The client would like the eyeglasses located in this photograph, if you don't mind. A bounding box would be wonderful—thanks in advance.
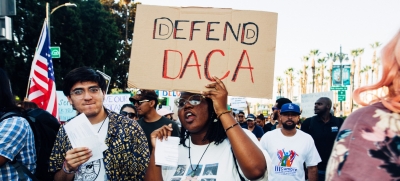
[280,113,299,117]
[70,87,101,98]
[238,115,244,118]
[174,95,204,108]
[120,111,136,118]
[133,100,150,106]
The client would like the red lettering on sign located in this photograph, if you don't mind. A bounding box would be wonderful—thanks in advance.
[204,49,230,81]
[232,50,254,83]
[162,50,183,79]
[180,50,202,79]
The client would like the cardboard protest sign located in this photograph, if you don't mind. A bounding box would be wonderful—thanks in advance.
[129,4,277,98]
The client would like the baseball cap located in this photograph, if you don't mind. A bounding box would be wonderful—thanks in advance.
[246,114,256,121]
[129,89,158,102]
[157,108,173,116]
[280,103,301,115]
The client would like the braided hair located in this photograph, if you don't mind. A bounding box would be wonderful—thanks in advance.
[179,97,227,147]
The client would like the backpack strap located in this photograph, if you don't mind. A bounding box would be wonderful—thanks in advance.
[10,161,39,181]
[231,148,245,181]
[0,112,40,181]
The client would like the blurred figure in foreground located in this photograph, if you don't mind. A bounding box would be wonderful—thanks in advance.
[326,30,400,181]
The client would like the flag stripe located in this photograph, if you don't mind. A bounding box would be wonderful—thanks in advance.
[28,20,59,120]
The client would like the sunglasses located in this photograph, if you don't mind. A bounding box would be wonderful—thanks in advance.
[121,111,136,118]
[133,99,150,106]
[238,115,244,118]
[174,95,204,108]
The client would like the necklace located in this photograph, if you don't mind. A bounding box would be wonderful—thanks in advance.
[97,117,107,133]
[188,138,211,177]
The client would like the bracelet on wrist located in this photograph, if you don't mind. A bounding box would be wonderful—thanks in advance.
[62,161,78,174]
[225,122,239,132]
[217,110,231,120]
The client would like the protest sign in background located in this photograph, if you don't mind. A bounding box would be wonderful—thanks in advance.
[128,5,277,98]
[300,91,334,118]
[57,91,76,121]
[230,97,247,108]
[57,92,131,121]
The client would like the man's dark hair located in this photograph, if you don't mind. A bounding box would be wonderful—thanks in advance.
[238,111,245,115]
[120,104,137,114]
[257,114,264,120]
[276,98,292,109]
[62,67,107,96]
[180,96,227,147]
[0,68,19,112]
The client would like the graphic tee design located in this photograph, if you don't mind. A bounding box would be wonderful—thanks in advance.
[275,149,299,176]
[75,160,102,181]
[162,129,270,181]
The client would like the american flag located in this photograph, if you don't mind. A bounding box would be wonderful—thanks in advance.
[28,21,59,119]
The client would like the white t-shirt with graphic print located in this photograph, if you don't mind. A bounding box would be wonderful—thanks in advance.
[74,118,109,181]
[260,128,321,181]
[161,129,271,181]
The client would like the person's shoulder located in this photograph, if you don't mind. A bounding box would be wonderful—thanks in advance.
[345,102,386,123]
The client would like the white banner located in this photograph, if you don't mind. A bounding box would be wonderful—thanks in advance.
[57,92,132,121]
[300,91,334,118]
[230,97,247,108]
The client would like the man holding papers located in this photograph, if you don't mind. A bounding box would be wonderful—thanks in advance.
[48,67,150,181]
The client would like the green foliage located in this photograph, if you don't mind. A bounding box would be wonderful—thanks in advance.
[0,0,120,98]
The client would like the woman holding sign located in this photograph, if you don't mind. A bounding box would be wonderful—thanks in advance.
[144,76,270,181]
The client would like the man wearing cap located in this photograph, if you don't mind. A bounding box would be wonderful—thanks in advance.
[237,111,247,128]
[260,103,321,181]
[271,98,292,130]
[130,89,180,152]
[301,97,344,181]
[244,114,264,140]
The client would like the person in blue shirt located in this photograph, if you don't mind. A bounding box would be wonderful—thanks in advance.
[244,114,264,140]
[0,68,36,180]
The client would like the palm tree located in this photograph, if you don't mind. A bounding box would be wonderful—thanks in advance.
[349,49,360,112]
[276,76,284,97]
[363,66,372,86]
[309,50,320,93]
[301,56,309,94]
[285,67,294,99]
[370,42,382,84]
[317,57,327,92]
[357,48,365,88]
[326,52,336,91]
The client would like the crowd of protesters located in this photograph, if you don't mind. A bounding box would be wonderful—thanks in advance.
[2,29,400,180]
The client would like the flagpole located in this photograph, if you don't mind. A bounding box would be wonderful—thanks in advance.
[46,2,50,43]
[25,78,32,100]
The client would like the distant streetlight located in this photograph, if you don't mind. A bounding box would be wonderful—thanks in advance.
[335,45,349,117]
[46,2,77,43]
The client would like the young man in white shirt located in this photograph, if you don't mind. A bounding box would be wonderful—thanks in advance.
[260,103,321,181]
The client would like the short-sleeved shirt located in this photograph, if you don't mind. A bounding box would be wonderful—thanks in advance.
[48,109,150,180]
[0,116,36,181]
[301,114,344,171]
[260,129,321,181]
[326,102,400,181]
[243,125,264,138]
[138,116,180,152]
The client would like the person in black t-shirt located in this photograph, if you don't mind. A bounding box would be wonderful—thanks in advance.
[130,89,180,152]
[301,97,344,181]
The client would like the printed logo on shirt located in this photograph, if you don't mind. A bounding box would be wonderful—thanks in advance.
[274,149,299,176]
[331,126,338,132]
[75,160,101,181]
[170,163,218,181]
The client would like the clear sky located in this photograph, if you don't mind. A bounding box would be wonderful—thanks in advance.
[136,0,400,99]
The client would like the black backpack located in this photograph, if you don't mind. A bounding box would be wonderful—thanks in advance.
[0,108,60,181]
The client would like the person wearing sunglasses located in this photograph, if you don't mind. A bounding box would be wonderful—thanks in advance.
[145,76,270,181]
[120,104,138,121]
[129,89,180,152]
